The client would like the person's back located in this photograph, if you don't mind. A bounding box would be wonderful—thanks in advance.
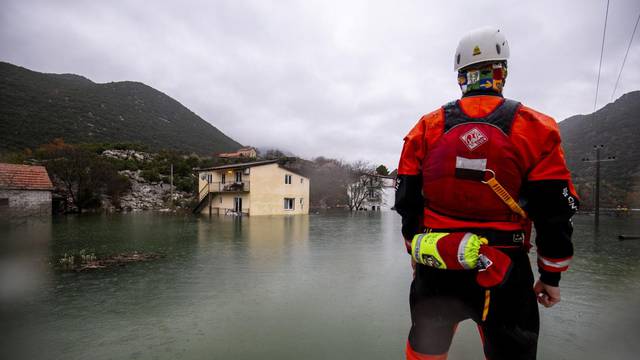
[395,27,578,360]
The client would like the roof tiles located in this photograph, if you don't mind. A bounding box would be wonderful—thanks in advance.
[0,163,54,191]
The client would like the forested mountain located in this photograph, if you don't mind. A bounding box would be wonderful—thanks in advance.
[559,91,640,208]
[1,61,638,207]
[0,61,241,155]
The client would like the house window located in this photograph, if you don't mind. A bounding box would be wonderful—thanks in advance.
[300,178,304,184]
[285,174,292,184]
[235,171,242,183]
[221,173,226,184]
[206,174,212,183]
[0,198,8,206]
[284,198,295,210]
[300,197,304,210]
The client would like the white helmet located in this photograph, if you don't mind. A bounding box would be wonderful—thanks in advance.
[454,26,510,71]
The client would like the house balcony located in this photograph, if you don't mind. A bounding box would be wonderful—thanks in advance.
[198,181,250,201]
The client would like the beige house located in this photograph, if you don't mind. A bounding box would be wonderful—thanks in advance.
[195,160,309,216]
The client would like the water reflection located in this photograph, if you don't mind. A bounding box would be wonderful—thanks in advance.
[0,216,52,360]
[0,217,51,305]
[0,212,638,359]
[537,213,640,360]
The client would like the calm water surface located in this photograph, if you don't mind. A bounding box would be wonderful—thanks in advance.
[1,212,639,359]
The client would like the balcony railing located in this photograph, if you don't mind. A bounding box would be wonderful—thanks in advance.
[199,181,250,201]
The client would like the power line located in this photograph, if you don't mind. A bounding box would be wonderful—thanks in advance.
[594,0,610,112]
[611,11,640,102]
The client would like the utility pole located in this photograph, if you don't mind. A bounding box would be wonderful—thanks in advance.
[595,146,601,224]
[582,145,616,225]
[208,175,212,216]
[170,163,174,208]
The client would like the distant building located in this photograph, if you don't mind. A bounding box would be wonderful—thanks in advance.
[217,146,257,159]
[349,174,396,211]
[195,160,309,216]
[377,175,396,211]
[0,163,54,216]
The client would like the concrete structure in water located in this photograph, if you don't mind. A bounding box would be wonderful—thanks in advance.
[194,160,309,216]
[0,163,54,216]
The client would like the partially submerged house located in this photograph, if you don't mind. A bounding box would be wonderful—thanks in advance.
[0,163,54,216]
[194,160,309,216]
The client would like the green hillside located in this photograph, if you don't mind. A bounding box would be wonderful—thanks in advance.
[559,91,640,208]
[0,61,242,155]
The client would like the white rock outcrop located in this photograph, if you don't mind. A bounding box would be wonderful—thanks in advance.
[114,170,192,211]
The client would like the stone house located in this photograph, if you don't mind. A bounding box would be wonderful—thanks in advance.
[195,160,309,216]
[0,163,54,216]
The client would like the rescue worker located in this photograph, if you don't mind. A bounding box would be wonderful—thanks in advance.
[395,26,579,360]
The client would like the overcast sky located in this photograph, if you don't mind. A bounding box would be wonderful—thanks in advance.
[1,0,639,169]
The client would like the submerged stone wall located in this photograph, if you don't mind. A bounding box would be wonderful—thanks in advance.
[0,189,51,216]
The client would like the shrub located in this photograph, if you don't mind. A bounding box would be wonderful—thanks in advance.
[141,168,162,183]
[175,176,195,193]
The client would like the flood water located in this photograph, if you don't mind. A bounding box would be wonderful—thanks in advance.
[1,212,639,359]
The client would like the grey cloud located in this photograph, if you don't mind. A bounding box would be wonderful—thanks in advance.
[1,0,639,169]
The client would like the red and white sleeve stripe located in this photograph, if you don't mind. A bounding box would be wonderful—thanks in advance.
[537,254,572,272]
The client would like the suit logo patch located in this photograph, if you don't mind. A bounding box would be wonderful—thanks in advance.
[460,128,488,151]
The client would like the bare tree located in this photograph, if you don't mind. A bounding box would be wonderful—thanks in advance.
[294,157,351,208]
[42,140,130,212]
[346,161,382,211]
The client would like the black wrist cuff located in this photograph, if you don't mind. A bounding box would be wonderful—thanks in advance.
[539,269,561,287]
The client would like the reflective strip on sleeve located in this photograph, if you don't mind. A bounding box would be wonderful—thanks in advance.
[537,256,571,272]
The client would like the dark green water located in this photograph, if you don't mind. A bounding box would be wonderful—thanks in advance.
[1,212,639,359]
